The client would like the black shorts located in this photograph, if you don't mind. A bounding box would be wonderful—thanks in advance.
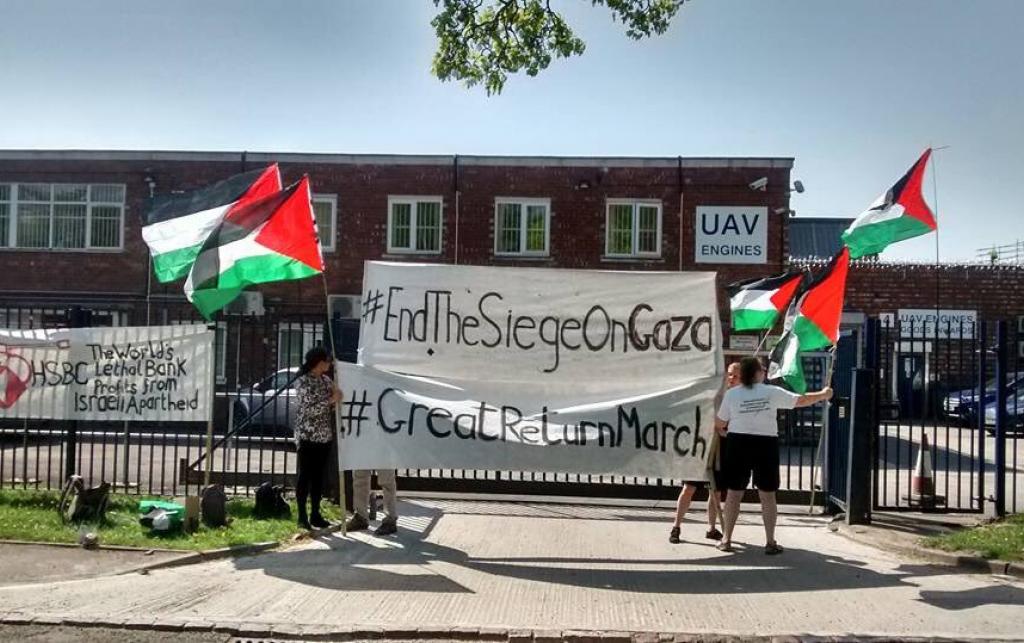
[722,433,780,492]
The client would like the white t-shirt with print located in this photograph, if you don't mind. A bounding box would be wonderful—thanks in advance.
[716,383,801,437]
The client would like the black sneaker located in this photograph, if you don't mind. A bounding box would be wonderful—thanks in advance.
[705,527,723,541]
[345,514,369,532]
[669,526,681,544]
[374,517,398,536]
[765,542,784,556]
[297,515,311,531]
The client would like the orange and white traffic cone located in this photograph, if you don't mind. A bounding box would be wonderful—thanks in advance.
[911,433,935,497]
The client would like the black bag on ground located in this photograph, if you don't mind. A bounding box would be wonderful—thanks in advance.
[58,475,111,524]
[200,484,228,527]
[254,482,290,519]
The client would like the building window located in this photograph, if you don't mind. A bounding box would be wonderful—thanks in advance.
[312,194,337,252]
[0,183,124,250]
[495,198,550,256]
[277,322,325,369]
[605,199,662,258]
[388,196,442,254]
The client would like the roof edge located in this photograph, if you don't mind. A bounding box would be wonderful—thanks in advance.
[0,149,795,169]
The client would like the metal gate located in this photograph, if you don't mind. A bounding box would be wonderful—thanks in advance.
[2,299,832,504]
[825,331,858,511]
[868,317,1022,515]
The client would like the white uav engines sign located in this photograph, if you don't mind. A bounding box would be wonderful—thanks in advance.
[695,206,768,264]
[0,325,214,421]
[337,262,724,480]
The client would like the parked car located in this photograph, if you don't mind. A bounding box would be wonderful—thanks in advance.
[228,367,302,436]
[982,389,1024,435]
[943,371,1024,425]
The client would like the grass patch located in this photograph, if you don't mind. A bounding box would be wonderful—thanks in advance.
[923,513,1024,561]
[0,488,342,551]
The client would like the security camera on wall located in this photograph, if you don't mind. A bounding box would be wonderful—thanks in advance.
[748,177,768,191]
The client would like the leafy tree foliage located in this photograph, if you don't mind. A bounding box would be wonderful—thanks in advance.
[432,0,686,94]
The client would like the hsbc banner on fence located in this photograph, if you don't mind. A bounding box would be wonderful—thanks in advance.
[0,324,214,422]
[338,262,724,479]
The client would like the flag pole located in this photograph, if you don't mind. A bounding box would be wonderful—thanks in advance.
[753,329,771,357]
[321,271,347,535]
[930,146,947,414]
[808,343,839,513]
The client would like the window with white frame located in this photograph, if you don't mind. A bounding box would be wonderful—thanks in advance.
[0,183,124,250]
[494,198,550,256]
[277,322,325,369]
[312,194,336,252]
[388,196,442,254]
[605,199,662,257]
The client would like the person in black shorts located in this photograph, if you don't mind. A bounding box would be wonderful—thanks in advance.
[669,362,738,544]
[715,357,832,555]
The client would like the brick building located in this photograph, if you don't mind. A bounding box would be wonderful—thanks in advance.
[1,150,1023,396]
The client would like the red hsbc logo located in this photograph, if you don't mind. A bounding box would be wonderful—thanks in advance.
[0,350,31,409]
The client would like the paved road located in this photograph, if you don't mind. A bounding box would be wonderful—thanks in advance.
[0,499,1021,640]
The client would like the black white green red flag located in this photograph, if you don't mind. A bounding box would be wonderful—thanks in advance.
[841,149,936,259]
[184,177,324,319]
[768,248,850,392]
[726,271,805,332]
[142,165,282,282]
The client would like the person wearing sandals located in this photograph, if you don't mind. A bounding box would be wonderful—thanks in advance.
[715,357,832,555]
[293,346,342,531]
[669,362,739,544]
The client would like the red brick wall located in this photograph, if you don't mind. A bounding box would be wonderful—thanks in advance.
[792,259,1024,320]
[0,156,792,317]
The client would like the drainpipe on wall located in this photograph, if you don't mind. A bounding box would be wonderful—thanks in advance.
[454,154,460,265]
[677,156,684,272]
[240,150,248,174]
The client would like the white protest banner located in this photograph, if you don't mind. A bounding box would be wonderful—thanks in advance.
[0,324,214,422]
[336,362,718,479]
[340,262,724,479]
[357,261,721,395]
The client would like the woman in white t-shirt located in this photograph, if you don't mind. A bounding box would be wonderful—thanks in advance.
[715,356,832,555]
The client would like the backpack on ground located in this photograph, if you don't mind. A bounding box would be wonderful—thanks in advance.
[254,482,290,519]
[58,475,111,524]
[200,484,228,527]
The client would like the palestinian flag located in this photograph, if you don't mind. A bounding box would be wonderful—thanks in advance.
[726,271,805,332]
[142,165,282,282]
[184,177,324,319]
[769,248,850,392]
[786,247,850,352]
[841,149,936,259]
[768,330,807,393]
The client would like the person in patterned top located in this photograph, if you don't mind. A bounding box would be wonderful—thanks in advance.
[294,346,341,530]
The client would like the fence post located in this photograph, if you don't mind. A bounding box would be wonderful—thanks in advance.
[64,306,92,481]
[977,322,988,511]
[846,367,875,525]
[994,320,1007,518]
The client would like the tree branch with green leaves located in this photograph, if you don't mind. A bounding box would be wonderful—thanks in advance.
[431,0,687,95]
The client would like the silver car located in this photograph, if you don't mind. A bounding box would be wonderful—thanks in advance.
[230,367,301,435]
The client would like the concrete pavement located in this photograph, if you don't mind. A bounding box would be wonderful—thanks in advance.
[0,499,1022,641]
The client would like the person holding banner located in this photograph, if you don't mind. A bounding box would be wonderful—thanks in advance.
[294,346,342,530]
[715,357,832,555]
[669,362,738,544]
